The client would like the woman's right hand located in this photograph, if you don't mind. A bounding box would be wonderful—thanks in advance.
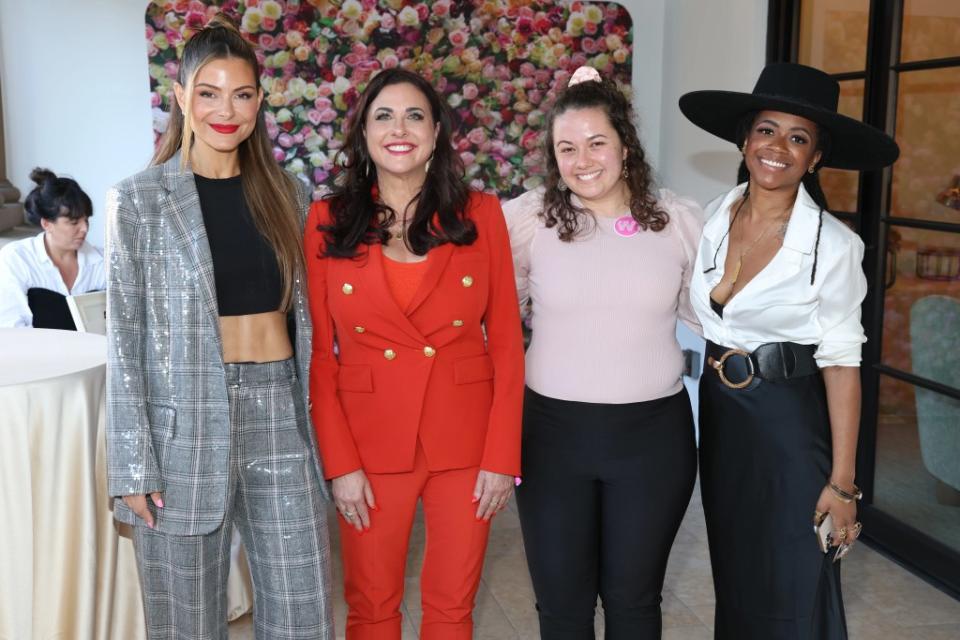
[332,469,376,532]
[122,492,164,529]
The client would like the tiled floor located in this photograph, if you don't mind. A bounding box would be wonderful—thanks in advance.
[230,488,960,639]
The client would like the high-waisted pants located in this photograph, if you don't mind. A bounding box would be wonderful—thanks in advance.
[516,387,697,639]
[133,359,333,640]
[339,441,491,640]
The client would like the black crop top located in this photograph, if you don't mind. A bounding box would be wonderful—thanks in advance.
[194,174,282,316]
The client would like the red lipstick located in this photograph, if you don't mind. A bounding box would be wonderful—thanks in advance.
[210,123,240,134]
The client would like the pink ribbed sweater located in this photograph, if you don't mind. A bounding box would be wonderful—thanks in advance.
[503,188,703,404]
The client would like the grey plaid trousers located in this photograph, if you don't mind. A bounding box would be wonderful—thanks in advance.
[133,359,333,640]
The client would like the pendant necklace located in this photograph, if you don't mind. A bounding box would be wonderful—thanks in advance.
[727,202,791,290]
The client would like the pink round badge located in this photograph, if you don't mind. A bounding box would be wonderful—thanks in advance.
[614,215,640,237]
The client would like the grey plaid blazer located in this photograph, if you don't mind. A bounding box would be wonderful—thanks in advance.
[106,152,329,536]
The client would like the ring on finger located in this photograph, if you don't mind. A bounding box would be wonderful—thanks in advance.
[343,510,356,517]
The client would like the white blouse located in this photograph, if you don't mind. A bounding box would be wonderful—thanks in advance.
[0,231,106,328]
[690,183,867,368]
[504,187,703,404]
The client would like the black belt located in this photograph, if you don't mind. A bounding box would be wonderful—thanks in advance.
[705,341,818,389]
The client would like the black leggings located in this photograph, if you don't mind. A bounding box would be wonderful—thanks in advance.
[516,387,697,640]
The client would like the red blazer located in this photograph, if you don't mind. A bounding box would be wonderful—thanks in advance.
[304,192,524,479]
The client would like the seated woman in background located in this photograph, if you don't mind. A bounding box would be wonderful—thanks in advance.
[0,168,104,328]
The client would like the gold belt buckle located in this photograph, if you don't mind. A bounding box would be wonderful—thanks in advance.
[708,348,755,389]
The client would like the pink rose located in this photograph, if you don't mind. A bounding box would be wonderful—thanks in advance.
[319,125,334,140]
[433,0,451,17]
[520,62,536,77]
[293,132,304,144]
[278,133,294,148]
[379,13,395,30]
[515,114,527,126]
[314,97,333,111]
[351,41,367,55]
[151,92,161,108]
[517,16,533,35]
[273,148,285,162]
[258,34,276,50]
[343,52,361,66]
[416,3,429,21]
[462,83,479,100]
[164,61,179,78]
[307,109,323,126]
[262,17,276,31]
[317,84,333,97]
[581,37,598,54]
[521,131,539,150]
[470,178,485,191]
[333,61,347,77]
[466,127,487,145]
[185,11,205,29]
[448,30,468,48]
[381,53,399,69]
[528,90,543,104]
[460,151,476,166]
[319,108,338,123]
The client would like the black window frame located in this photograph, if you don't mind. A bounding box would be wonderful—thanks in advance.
[767,0,960,598]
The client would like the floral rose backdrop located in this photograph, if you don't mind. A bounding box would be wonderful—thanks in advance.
[146,0,633,199]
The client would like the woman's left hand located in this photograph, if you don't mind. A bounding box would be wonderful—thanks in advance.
[815,484,859,548]
[473,470,514,522]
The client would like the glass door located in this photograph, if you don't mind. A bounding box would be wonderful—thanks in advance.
[774,0,960,595]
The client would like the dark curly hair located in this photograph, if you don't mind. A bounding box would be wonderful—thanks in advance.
[541,76,667,242]
[321,68,474,258]
[24,168,92,225]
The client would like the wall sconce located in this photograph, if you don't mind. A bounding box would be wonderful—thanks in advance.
[936,175,960,210]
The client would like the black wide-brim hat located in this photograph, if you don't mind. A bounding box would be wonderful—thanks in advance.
[679,63,899,170]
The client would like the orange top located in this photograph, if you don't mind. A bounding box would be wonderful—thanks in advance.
[382,255,429,311]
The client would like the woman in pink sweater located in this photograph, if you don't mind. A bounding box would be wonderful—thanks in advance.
[503,67,703,639]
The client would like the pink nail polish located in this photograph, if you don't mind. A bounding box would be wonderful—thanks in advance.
[147,521,154,529]
[155,498,164,508]
[514,476,522,487]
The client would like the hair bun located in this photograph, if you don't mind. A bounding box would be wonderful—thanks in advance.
[205,12,241,32]
[29,167,57,186]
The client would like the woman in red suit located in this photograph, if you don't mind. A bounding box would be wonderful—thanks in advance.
[304,68,524,640]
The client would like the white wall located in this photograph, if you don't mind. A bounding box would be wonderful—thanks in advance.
[0,0,155,249]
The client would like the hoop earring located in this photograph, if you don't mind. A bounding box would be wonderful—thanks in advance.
[558,178,568,192]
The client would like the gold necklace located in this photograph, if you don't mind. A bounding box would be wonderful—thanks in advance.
[727,202,791,288]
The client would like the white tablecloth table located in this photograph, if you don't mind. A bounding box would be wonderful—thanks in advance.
[0,328,252,639]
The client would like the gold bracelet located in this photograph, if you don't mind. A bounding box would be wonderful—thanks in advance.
[829,482,862,503]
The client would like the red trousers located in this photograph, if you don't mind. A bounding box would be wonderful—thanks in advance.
[339,444,491,640]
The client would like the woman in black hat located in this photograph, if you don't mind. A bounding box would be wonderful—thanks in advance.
[679,63,898,639]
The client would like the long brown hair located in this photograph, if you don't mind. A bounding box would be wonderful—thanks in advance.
[321,68,474,258]
[152,13,304,310]
[541,77,667,241]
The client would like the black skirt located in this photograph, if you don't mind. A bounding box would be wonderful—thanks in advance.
[699,357,847,640]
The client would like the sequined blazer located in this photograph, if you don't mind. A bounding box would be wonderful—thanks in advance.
[105,152,328,536]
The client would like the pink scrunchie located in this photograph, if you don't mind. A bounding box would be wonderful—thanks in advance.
[568,65,601,86]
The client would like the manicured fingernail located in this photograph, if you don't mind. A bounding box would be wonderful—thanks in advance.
[147,521,154,529]
[514,476,522,487]
[155,498,164,508]
[471,496,479,503]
